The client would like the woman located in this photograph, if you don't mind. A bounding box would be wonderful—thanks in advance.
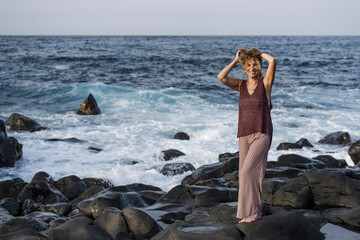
[217,48,276,223]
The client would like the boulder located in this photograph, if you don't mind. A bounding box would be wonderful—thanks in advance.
[327,207,360,232]
[4,113,47,132]
[271,175,313,209]
[189,186,238,208]
[160,162,196,176]
[236,212,324,240]
[44,216,112,240]
[17,181,69,205]
[31,171,56,185]
[0,217,48,240]
[160,211,189,224]
[82,177,113,188]
[25,211,61,224]
[138,190,166,205]
[0,119,7,137]
[0,178,27,199]
[55,175,87,200]
[184,204,237,224]
[174,132,190,140]
[152,220,242,240]
[0,136,23,167]
[33,202,73,216]
[318,131,351,146]
[261,178,288,205]
[303,169,360,208]
[277,154,327,169]
[295,138,314,148]
[152,185,194,212]
[348,140,360,166]
[182,158,237,186]
[218,152,238,163]
[160,149,185,161]
[276,142,303,150]
[312,155,347,168]
[0,198,20,216]
[94,207,129,239]
[265,167,301,179]
[70,185,105,207]
[77,186,147,218]
[125,183,162,192]
[77,94,101,115]
[121,208,163,239]
[0,207,13,225]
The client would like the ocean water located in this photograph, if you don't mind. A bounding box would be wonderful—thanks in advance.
[0,36,359,191]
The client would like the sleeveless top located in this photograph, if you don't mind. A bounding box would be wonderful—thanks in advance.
[237,78,273,139]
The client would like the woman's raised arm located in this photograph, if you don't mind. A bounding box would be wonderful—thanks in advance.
[261,52,276,99]
[217,50,243,92]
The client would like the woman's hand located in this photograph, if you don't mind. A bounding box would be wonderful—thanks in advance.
[234,49,241,63]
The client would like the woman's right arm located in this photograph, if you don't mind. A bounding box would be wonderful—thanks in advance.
[217,51,243,92]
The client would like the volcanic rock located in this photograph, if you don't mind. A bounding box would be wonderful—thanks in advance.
[77,94,101,115]
[318,131,351,146]
[5,113,47,132]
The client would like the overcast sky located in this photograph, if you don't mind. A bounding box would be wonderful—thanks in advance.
[1,0,359,35]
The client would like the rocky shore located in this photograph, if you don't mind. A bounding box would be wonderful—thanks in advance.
[1,96,360,239]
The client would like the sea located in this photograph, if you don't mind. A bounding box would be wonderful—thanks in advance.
[0,36,359,191]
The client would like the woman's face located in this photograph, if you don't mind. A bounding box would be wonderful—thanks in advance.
[245,58,261,78]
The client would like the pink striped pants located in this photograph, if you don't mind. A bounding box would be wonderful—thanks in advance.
[236,132,271,220]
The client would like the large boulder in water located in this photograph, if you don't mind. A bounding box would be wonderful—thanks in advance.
[318,131,351,146]
[174,132,190,140]
[77,94,101,115]
[0,120,7,137]
[348,140,360,166]
[5,113,47,132]
[0,136,23,167]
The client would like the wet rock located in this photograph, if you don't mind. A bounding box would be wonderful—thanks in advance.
[312,155,348,168]
[47,217,68,230]
[77,186,147,218]
[184,204,237,224]
[318,131,351,146]
[122,207,163,239]
[138,190,166,205]
[160,211,189,224]
[182,158,237,186]
[125,183,162,192]
[303,169,360,208]
[0,198,20,216]
[0,178,27,199]
[160,162,196,176]
[0,119,7,137]
[348,140,360,166]
[276,142,303,150]
[94,207,129,239]
[160,149,185,161]
[0,136,23,167]
[70,185,105,207]
[272,175,313,209]
[296,138,314,148]
[22,198,36,215]
[189,186,238,208]
[25,211,61,223]
[0,217,48,240]
[174,132,190,140]
[152,220,241,240]
[88,146,103,152]
[77,94,101,115]
[68,208,87,219]
[237,211,324,240]
[82,177,113,188]
[5,113,47,132]
[261,178,288,205]
[33,202,73,216]
[218,151,239,162]
[55,175,87,200]
[47,137,86,143]
[277,154,327,169]
[152,185,194,212]
[265,167,301,179]
[44,216,112,240]
[327,207,360,232]
[0,207,13,225]
[17,181,69,205]
[31,171,56,185]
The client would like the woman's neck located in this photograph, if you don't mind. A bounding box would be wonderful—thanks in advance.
[247,76,260,84]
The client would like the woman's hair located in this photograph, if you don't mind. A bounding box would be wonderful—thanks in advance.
[238,48,262,68]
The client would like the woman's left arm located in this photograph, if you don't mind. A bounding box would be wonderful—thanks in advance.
[261,52,276,100]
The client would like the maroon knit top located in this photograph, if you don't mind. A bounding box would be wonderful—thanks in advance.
[237,78,273,139]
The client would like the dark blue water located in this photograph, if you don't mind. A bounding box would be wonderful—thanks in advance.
[0,36,359,190]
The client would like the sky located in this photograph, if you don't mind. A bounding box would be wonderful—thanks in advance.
[0,0,359,35]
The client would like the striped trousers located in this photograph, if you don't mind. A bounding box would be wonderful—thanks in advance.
[236,132,271,220]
